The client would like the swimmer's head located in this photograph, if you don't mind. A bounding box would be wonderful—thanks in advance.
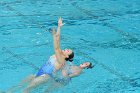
[80,62,93,69]
[62,48,74,62]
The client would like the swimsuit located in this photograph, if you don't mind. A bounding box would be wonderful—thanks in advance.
[64,65,75,75]
[36,57,71,85]
[54,65,75,85]
[54,77,71,85]
[36,56,56,77]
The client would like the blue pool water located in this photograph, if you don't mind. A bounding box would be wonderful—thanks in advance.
[0,0,140,93]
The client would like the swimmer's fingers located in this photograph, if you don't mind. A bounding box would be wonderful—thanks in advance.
[58,17,63,27]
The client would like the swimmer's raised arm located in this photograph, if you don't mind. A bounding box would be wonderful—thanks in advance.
[52,28,59,49]
[52,17,63,50]
[55,17,63,47]
[52,28,64,64]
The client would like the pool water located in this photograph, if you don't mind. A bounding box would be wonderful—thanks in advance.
[0,0,140,93]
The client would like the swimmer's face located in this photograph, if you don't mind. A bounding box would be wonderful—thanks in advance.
[62,48,73,56]
[80,62,90,68]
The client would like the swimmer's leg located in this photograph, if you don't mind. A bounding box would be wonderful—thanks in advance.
[23,74,50,93]
[44,80,64,93]
[21,74,35,84]
[6,74,35,93]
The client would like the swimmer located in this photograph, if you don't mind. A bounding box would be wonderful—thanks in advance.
[56,62,93,84]
[44,62,93,92]
[22,17,74,93]
[62,62,93,78]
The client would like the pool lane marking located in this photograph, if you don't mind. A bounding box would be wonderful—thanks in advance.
[3,4,51,35]
[69,1,139,43]
[74,48,140,87]
[2,2,139,51]
[2,47,39,70]
[0,13,52,17]
[6,43,48,49]
[1,3,60,71]
[0,1,21,5]
[2,0,139,44]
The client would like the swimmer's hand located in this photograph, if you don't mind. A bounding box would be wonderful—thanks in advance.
[58,17,65,27]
